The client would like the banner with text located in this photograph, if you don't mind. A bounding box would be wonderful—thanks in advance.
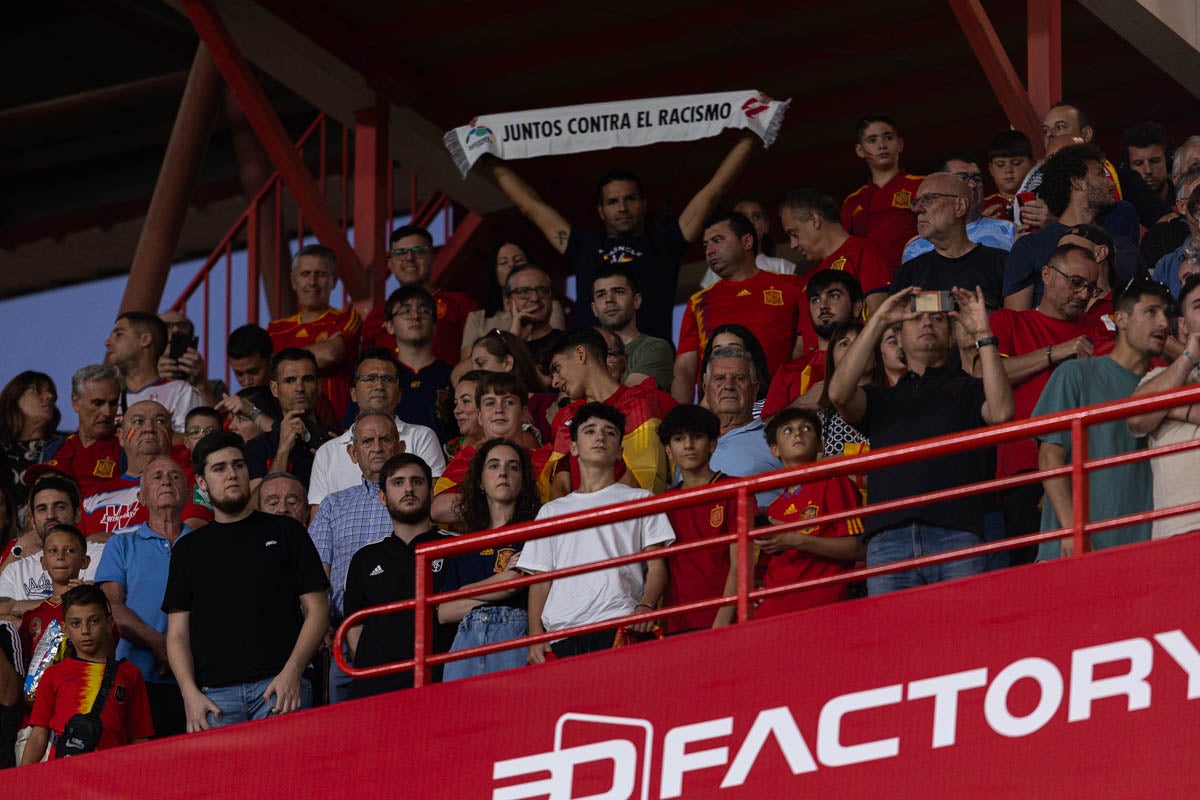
[444,90,790,177]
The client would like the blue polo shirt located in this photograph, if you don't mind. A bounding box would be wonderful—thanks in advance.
[710,419,783,508]
[94,521,190,683]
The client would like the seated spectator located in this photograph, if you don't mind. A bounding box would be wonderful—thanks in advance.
[226,324,273,390]
[267,244,362,426]
[257,472,309,526]
[362,224,480,365]
[827,286,1012,595]
[181,407,221,454]
[1056,223,1122,332]
[461,329,555,443]
[157,310,218,406]
[657,404,749,633]
[902,151,1016,263]
[438,439,542,680]
[704,345,782,508]
[1004,143,1144,311]
[21,584,153,763]
[244,349,336,490]
[0,372,64,505]
[502,264,560,363]
[699,325,771,419]
[1035,278,1172,559]
[699,198,799,287]
[460,240,566,361]
[39,365,121,502]
[672,212,806,403]
[982,130,1035,220]
[95,455,193,737]
[522,403,674,660]
[893,172,1008,309]
[815,322,878,461]
[1121,121,1172,205]
[763,271,864,417]
[1153,191,1200,298]
[223,385,281,445]
[1128,273,1200,539]
[104,312,202,435]
[309,411,403,703]
[841,113,924,269]
[1142,165,1200,269]
[308,349,445,513]
[591,264,675,392]
[381,286,457,444]
[445,370,488,463]
[343,454,449,698]
[757,408,864,617]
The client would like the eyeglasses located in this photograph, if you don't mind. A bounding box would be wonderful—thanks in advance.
[389,246,434,258]
[184,426,216,438]
[950,172,985,186]
[1048,265,1102,298]
[390,304,435,319]
[357,373,399,385]
[910,193,962,212]
[508,286,552,299]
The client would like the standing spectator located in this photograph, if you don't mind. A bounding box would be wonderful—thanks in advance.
[699,198,799,287]
[841,113,925,269]
[95,455,192,737]
[488,133,758,340]
[1033,278,1172,558]
[103,312,202,435]
[1121,121,1172,205]
[0,372,64,505]
[445,370,488,463]
[521,403,674,660]
[460,241,567,362]
[672,212,805,403]
[257,472,309,526]
[157,310,217,406]
[815,322,879,461]
[1151,191,1200,298]
[226,324,274,390]
[438,439,542,680]
[462,330,556,443]
[243,349,336,490]
[982,130,1035,221]
[361,224,480,365]
[164,432,328,730]
[591,264,674,392]
[1128,273,1200,539]
[41,365,121,502]
[382,286,457,444]
[266,245,362,425]
[0,477,86,619]
[703,346,782,507]
[0,615,21,767]
[1141,165,1200,270]
[902,152,1016,262]
[343,453,448,698]
[828,286,1013,595]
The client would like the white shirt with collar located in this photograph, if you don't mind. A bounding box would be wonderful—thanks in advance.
[307,416,446,506]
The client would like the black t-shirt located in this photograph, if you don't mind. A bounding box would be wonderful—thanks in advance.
[1141,216,1189,270]
[162,511,329,688]
[244,419,336,488]
[343,528,450,698]
[565,222,689,341]
[858,364,996,536]
[893,244,1008,309]
[1116,165,1169,229]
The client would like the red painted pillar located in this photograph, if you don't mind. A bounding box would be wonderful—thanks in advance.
[1027,0,1063,120]
[354,97,390,310]
[119,44,224,315]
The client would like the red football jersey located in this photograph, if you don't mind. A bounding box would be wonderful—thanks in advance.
[80,446,213,536]
[761,349,826,418]
[757,476,862,618]
[268,306,362,424]
[982,193,1014,221]
[795,235,887,354]
[841,172,924,269]
[41,435,122,500]
[361,289,479,366]
[29,657,154,748]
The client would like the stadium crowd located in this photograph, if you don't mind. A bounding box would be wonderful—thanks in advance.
[3,102,1200,764]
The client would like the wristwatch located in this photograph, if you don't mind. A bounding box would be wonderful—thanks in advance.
[975,335,999,350]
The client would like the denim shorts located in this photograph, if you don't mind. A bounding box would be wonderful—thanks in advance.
[442,605,528,682]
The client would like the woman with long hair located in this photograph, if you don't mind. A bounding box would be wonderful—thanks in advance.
[0,371,64,502]
[460,240,567,361]
[466,329,557,442]
[437,438,542,680]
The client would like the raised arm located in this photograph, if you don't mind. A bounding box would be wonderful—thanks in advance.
[951,286,1014,425]
[489,158,573,255]
[677,134,758,242]
[830,287,919,423]
[1128,333,1200,435]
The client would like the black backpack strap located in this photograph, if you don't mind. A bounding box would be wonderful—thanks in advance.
[88,659,119,718]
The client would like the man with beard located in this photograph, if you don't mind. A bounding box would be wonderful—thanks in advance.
[342,453,449,697]
[591,264,674,391]
[164,432,328,730]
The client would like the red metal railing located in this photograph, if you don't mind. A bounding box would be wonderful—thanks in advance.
[335,381,1200,687]
[166,112,453,387]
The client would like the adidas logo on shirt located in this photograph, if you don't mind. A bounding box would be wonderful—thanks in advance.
[369,565,384,577]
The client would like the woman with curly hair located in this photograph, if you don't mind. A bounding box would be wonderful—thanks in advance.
[0,371,64,504]
[437,438,542,680]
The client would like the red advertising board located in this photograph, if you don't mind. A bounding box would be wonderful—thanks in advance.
[5,534,1200,797]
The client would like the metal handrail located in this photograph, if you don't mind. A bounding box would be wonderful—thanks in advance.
[334,380,1200,686]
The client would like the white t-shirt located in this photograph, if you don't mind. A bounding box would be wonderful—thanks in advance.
[0,541,106,601]
[700,253,797,289]
[122,379,202,433]
[307,416,447,506]
[1141,367,1200,539]
[519,483,675,634]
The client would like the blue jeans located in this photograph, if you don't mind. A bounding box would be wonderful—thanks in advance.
[328,641,353,704]
[866,522,988,596]
[201,677,313,728]
[442,605,528,682]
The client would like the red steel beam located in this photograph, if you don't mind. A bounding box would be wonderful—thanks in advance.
[1027,0,1063,120]
[947,0,1046,158]
[353,97,390,307]
[180,0,370,300]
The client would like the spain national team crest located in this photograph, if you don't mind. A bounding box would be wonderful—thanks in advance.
[495,546,518,572]
[830,256,847,271]
[763,289,784,306]
[709,505,724,528]
[893,190,912,209]
[94,458,116,479]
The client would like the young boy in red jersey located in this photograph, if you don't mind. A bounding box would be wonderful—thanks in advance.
[19,525,90,675]
[21,584,152,763]
[756,408,864,618]
[983,130,1036,221]
[657,405,756,634]
[841,113,924,270]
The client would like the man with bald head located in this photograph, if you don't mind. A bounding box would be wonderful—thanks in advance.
[95,455,194,736]
[891,173,1008,309]
[902,152,1015,262]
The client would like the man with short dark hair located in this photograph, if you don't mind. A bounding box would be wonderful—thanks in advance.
[165,432,328,730]
[0,477,91,620]
[360,224,479,365]
[488,135,759,340]
[243,349,337,489]
[157,310,215,405]
[104,312,202,434]
[1142,165,1200,269]
[503,265,558,356]
[267,244,362,425]
[383,286,456,444]
[901,152,1015,262]
[591,264,674,391]
[226,324,273,389]
[1034,278,1172,558]
[841,113,925,269]
[1122,121,1172,204]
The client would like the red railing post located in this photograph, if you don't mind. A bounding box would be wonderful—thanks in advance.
[1071,417,1090,555]
[735,487,751,623]
[414,551,430,688]
[246,200,259,326]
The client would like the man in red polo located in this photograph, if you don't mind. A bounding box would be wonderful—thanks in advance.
[841,113,924,270]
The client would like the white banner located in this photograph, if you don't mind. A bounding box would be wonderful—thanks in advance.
[444,90,790,178]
